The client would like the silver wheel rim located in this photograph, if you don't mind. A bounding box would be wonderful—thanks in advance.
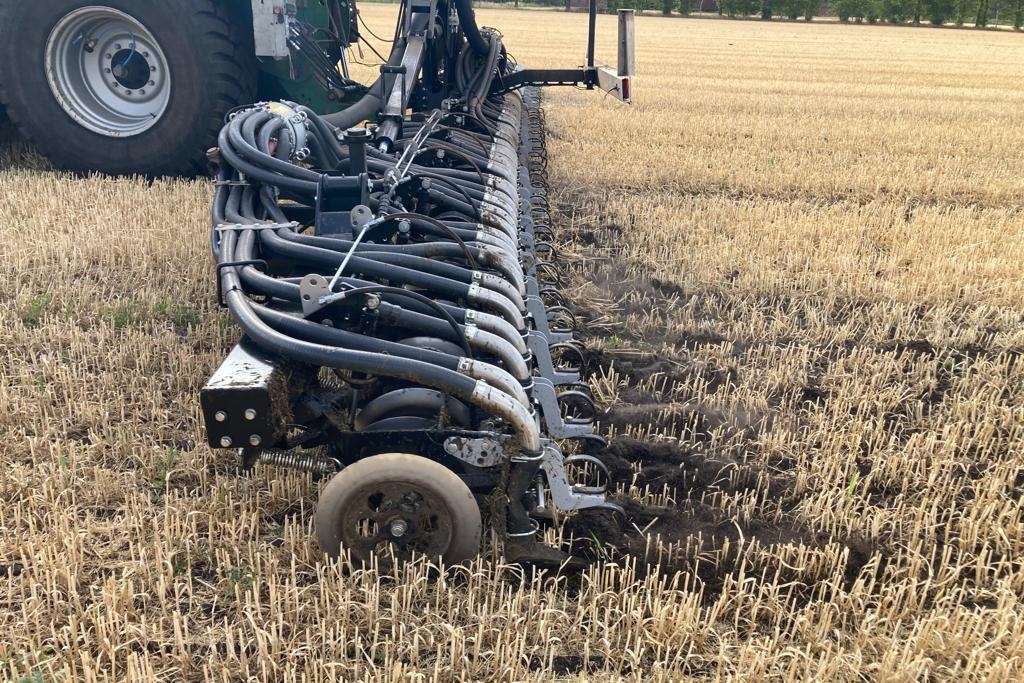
[45,6,171,137]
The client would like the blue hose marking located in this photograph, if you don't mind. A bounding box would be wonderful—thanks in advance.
[122,32,136,67]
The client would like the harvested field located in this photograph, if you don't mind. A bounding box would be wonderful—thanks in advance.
[2,7,1024,682]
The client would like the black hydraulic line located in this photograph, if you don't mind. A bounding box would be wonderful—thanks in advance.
[298,106,347,160]
[410,144,487,184]
[218,126,314,195]
[375,302,465,347]
[354,388,472,431]
[264,229,474,303]
[380,212,479,268]
[282,230,482,266]
[229,112,320,182]
[225,285,480,399]
[252,304,464,369]
[454,0,489,56]
[399,173,480,214]
[320,13,429,130]
[219,232,479,398]
[329,285,472,357]
[399,337,466,357]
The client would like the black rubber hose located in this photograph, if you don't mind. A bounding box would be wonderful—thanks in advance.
[219,233,479,397]
[251,304,463,370]
[263,230,473,303]
[210,167,231,259]
[228,112,321,182]
[320,13,429,130]
[281,230,482,265]
[454,0,489,56]
[470,33,501,109]
[354,388,472,431]
[298,106,346,160]
[376,302,465,346]
[331,285,472,356]
[218,125,315,195]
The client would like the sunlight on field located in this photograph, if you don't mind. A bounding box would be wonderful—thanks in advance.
[1,7,1023,681]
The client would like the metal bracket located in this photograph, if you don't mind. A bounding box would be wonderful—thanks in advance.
[443,435,505,468]
[299,274,331,316]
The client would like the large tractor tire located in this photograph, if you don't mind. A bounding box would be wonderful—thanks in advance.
[0,0,257,176]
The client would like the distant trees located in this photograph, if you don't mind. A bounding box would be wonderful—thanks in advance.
[601,0,1017,24]
[926,0,956,23]
[975,0,989,24]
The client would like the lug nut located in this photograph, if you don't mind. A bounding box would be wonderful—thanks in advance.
[389,520,408,538]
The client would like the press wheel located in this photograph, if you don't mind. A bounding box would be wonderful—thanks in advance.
[315,453,482,566]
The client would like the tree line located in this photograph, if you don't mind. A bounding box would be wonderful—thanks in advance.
[592,0,1024,27]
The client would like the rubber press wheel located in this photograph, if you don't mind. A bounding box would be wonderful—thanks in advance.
[0,0,256,175]
[315,453,483,566]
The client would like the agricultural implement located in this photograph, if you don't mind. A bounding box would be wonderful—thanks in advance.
[204,0,636,565]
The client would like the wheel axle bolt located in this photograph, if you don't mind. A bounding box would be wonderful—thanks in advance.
[445,441,458,454]
[214,411,227,422]
[389,520,408,538]
[244,409,257,421]
[220,436,233,447]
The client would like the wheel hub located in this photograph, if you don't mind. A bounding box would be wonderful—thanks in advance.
[110,50,151,90]
[45,6,171,137]
[342,483,453,562]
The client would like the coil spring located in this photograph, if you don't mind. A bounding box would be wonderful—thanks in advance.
[257,448,339,475]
